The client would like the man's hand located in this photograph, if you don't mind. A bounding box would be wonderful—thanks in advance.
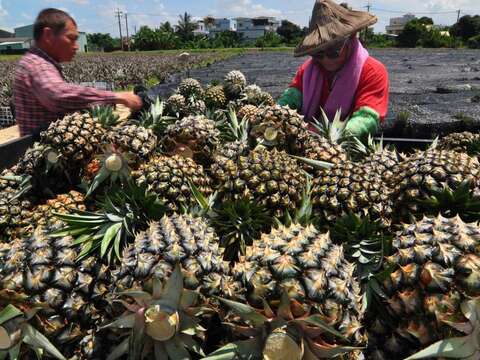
[116,92,143,111]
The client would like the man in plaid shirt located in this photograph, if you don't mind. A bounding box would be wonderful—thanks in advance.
[14,8,143,137]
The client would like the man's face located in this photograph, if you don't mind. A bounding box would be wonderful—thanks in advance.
[312,38,350,72]
[46,20,79,62]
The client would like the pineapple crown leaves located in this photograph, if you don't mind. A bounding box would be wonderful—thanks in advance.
[278,174,317,228]
[52,183,166,262]
[188,181,271,261]
[90,105,120,128]
[206,293,362,360]
[211,198,273,262]
[417,179,480,223]
[405,297,480,360]
[137,97,177,136]
[104,264,207,360]
[217,107,250,143]
[86,146,131,197]
[330,213,393,313]
[0,305,66,360]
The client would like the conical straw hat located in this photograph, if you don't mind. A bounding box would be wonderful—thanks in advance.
[294,0,377,57]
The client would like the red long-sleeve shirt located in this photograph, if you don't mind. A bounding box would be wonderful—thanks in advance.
[14,47,118,136]
[290,56,389,120]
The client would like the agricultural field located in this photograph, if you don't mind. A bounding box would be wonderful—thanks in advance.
[1,49,480,360]
[0,50,236,108]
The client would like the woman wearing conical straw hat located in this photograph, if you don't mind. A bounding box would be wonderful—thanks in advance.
[278,0,389,140]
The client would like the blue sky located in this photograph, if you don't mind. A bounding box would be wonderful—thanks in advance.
[1,0,479,35]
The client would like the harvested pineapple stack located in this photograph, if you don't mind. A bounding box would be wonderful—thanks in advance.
[3,70,480,360]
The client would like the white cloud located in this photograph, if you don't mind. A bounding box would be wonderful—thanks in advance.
[212,0,283,18]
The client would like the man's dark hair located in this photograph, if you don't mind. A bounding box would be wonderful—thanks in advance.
[33,8,76,41]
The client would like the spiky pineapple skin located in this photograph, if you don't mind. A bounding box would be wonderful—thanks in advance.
[113,214,228,294]
[104,123,158,159]
[204,85,227,109]
[220,149,307,215]
[224,70,247,98]
[166,94,187,116]
[132,155,213,212]
[312,161,393,226]
[437,131,480,153]
[229,223,365,344]
[237,104,258,123]
[211,141,250,184]
[368,215,480,358]
[163,115,220,165]
[303,135,348,165]
[390,150,480,219]
[40,112,104,164]
[177,78,204,99]
[251,105,309,155]
[0,225,111,328]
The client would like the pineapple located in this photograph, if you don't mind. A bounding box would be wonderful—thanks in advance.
[250,105,310,155]
[311,160,393,226]
[177,78,203,99]
[357,137,402,181]
[133,155,213,212]
[228,223,365,344]
[237,104,259,122]
[113,214,227,294]
[241,84,275,106]
[107,265,209,359]
[40,112,104,164]
[93,104,159,160]
[104,123,158,160]
[224,70,247,99]
[220,148,307,215]
[390,149,480,220]
[437,131,480,154]
[0,187,34,239]
[162,115,220,165]
[302,109,354,166]
[204,85,227,109]
[367,215,480,359]
[0,225,112,343]
[212,293,364,360]
[166,93,187,116]
[184,97,207,116]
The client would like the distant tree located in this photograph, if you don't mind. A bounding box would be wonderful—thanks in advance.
[211,31,243,48]
[450,15,480,40]
[418,16,434,25]
[87,33,116,52]
[467,34,480,48]
[276,20,303,44]
[132,26,159,51]
[159,21,174,33]
[176,12,196,42]
[256,31,283,48]
[397,19,426,47]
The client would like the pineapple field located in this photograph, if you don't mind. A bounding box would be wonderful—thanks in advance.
[1,49,480,360]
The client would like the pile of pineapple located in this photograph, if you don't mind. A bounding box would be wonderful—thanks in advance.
[1,70,480,360]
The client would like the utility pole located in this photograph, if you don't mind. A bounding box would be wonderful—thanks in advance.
[124,12,130,51]
[366,1,371,12]
[457,9,461,23]
[115,8,124,51]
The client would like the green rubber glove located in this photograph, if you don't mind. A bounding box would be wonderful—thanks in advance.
[277,87,303,111]
[345,106,380,140]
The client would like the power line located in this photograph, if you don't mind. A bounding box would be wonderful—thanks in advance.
[370,7,459,15]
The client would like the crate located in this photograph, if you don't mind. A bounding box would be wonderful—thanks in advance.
[0,135,33,171]
[0,106,15,128]
[79,81,115,91]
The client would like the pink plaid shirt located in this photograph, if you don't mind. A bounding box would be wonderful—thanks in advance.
[14,47,118,136]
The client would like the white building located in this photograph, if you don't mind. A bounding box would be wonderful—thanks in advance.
[193,19,209,36]
[208,18,237,37]
[385,14,416,35]
[235,17,280,40]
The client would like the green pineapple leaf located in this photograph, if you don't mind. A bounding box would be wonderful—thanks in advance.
[203,338,262,360]
[21,323,66,360]
[217,298,267,328]
[404,337,477,359]
[0,305,23,326]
